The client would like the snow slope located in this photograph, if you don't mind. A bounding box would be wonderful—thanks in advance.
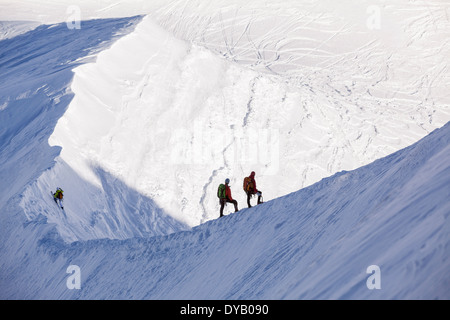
[0,21,40,40]
[0,16,188,243]
[2,121,449,299]
[0,0,168,25]
[0,16,136,205]
[19,0,450,233]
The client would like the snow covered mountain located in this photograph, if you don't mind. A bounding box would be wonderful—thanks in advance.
[2,118,449,300]
[0,0,449,300]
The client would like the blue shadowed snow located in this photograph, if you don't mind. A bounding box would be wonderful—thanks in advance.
[0,16,144,205]
[2,119,449,298]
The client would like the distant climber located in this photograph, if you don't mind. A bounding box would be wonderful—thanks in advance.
[243,171,262,208]
[217,178,239,217]
[52,187,64,209]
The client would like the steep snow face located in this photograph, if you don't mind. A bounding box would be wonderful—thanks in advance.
[0,16,142,208]
[42,0,450,232]
[47,16,273,229]
[1,18,188,242]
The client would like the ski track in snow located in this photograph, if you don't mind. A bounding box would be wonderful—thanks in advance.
[0,0,449,299]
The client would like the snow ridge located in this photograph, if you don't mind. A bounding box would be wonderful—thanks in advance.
[4,122,449,299]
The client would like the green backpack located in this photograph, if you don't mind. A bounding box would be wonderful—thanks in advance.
[217,184,226,199]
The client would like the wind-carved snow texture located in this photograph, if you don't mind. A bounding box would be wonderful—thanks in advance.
[5,120,450,299]
[0,0,449,299]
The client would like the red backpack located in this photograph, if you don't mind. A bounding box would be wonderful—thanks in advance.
[243,177,254,192]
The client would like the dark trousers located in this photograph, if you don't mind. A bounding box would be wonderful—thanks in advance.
[246,191,262,208]
[220,198,238,217]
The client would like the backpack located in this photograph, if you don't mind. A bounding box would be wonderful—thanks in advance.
[217,184,226,199]
[243,177,254,192]
[55,189,63,199]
